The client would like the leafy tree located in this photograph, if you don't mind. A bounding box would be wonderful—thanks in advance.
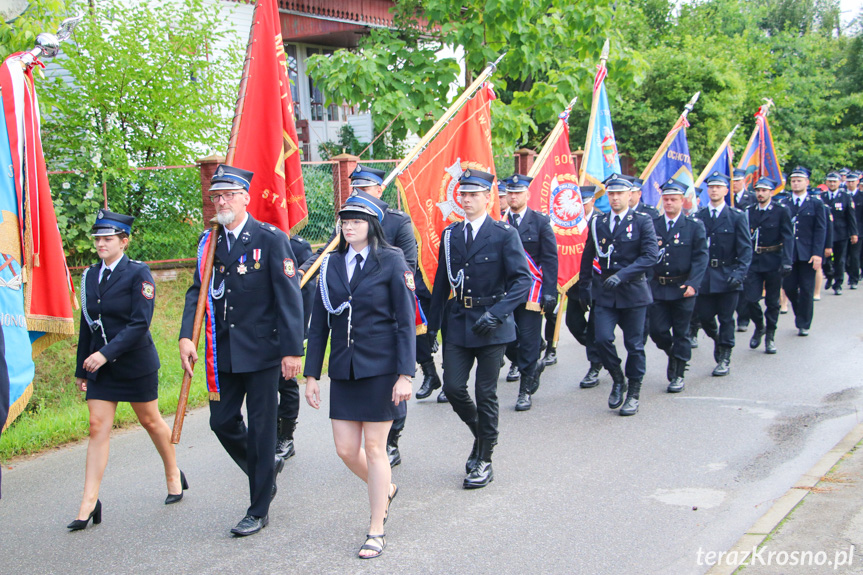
[40,0,241,261]
[0,0,67,62]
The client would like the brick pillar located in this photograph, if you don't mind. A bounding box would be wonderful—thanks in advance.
[514,148,537,176]
[332,153,359,214]
[197,154,225,225]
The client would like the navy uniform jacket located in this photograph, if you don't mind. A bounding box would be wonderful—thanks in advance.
[823,190,858,241]
[780,194,828,261]
[180,215,305,373]
[429,218,531,347]
[696,205,752,293]
[746,202,794,273]
[304,247,416,380]
[635,201,660,219]
[733,189,757,210]
[300,200,417,276]
[650,214,708,301]
[853,189,863,233]
[76,255,160,381]
[579,209,658,308]
[291,234,314,338]
[507,207,558,300]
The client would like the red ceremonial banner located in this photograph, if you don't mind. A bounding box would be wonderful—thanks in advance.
[396,84,499,288]
[229,0,307,233]
[527,121,588,292]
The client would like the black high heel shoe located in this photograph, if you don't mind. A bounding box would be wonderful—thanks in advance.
[164,470,189,505]
[67,499,101,531]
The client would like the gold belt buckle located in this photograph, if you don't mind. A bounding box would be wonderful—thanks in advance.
[463,296,473,308]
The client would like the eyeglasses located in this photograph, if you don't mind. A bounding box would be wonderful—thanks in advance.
[209,191,243,203]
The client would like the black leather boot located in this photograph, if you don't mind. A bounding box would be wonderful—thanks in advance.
[749,326,765,349]
[515,377,532,412]
[506,363,520,382]
[619,379,641,416]
[764,330,777,354]
[437,389,449,403]
[667,359,687,393]
[580,362,603,388]
[387,418,404,467]
[607,365,627,409]
[463,439,495,489]
[275,418,296,461]
[465,421,479,473]
[543,346,558,366]
[712,346,732,376]
[525,359,544,395]
[415,360,442,399]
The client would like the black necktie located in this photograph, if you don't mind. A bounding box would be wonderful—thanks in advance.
[508,213,516,227]
[100,267,111,291]
[349,253,364,290]
[226,231,234,251]
[513,214,520,227]
[612,215,620,232]
[711,209,717,220]
[667,220,673,233]
[465,223,474,252]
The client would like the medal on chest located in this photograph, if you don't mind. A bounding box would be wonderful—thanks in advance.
[237,254,248,275]
[253,248,262,269]
[673,232,680,245]
[626,223,633,239]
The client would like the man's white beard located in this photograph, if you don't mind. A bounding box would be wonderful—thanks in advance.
[216,211,236,226]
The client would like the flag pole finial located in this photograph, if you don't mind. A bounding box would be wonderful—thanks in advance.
[600,39,610,63]
[566,96,578,110]
[490,52,507,71]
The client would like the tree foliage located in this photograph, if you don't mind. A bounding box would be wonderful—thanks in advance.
[0,0,67,62]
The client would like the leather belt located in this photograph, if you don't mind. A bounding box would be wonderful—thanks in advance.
[755,244,782,254]
[709,259,731,268]
[600,273,646,282]
[655,274,688,285]
[457,294,504,309]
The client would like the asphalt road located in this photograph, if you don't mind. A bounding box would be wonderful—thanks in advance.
[2,287,863,575]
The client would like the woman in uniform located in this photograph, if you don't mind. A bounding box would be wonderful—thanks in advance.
[304,195,415,559]
[68,210,186,531]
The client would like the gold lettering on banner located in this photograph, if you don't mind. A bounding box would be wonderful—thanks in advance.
[559,243,585,255]
[275,130,299,180]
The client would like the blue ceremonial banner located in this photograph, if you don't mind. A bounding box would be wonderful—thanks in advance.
[695,126,736,207]
[738,105,784,193]
[580,62,621,213]
[0,88,35,429]
[639,118,697,214]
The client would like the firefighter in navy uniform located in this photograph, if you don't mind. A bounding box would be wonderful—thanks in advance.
[579,175,658,416]
[627,176,660,219]
[298,165,420,468]
[273,234,315,464]
[822,171,858,295]
[179,165,305,537]
[848,171,863,288]
[732,168,756,332]
[500,174,558,411]
[648,179,708,393]
[779,166,827,336]
[563,187,606,388]
[695,172,752,377]
[428,169,531,489]
[745,177,794,354]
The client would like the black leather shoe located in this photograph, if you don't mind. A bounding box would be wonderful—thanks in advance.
[750,328,765,349]
[607,367,627,409]
[231,514,268,536]
[463,440,494,489]
[525,361,544,395]
[765,334,777,354]
[515,391,531,411]
[465,438,479,474]
[415,360,442,399]
[850,282,858,290]
[834,286,843,295]
[798,328,809,336]
[67,499,102,530]
[580,362,602,388]
[506,364,520,382]
[712,346,731,376]
[165,470,189,505]
[619,396,639,416]
[275,418,296,461]
[667,377,685,393]
[543,347,557,366]
[436,389,448,403]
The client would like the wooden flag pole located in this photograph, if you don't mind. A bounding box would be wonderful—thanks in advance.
[172,0,262,443]
[300,52,508,288]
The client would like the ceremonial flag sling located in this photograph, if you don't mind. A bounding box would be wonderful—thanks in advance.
[527,98,588,344]
[174,0,308,441]
[695,125,737,207]
[639,92,700,215]
[396,83,499,289]
[737,101,784,193]
[0,55,77,430]
[579,40,621,214]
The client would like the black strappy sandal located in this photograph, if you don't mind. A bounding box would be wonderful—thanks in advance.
[384,483,398,525]
[359,533,386,559]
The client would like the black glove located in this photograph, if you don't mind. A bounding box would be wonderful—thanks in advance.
[471,311,503,336]
[541,294,557,314]
[727,276,743,290]
[781,265,793,278]
[603,274,622,290]
[428,330,439,354]
[579,297,591,313]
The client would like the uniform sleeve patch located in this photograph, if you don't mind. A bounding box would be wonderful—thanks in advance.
[284,258,296,277]
[142,282,155,299]
[404,271,416,291]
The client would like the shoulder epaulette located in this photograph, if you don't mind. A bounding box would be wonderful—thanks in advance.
[494,220,513,230]
[260,222,278,234]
